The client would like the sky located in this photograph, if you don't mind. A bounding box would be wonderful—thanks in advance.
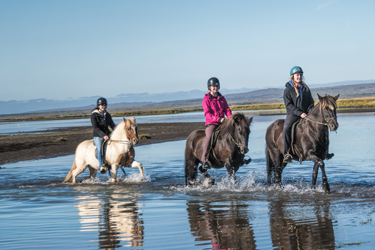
[1,0,375,102]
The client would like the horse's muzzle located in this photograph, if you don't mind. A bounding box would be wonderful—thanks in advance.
[241,147,249,155]
[329,122,339,132]
[132,137,139,145]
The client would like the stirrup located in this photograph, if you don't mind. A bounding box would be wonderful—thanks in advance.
[200,160,211,171]
[283,154,292,163]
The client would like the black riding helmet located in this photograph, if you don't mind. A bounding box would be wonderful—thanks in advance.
[97,97,107,106]
[207,77,220,90]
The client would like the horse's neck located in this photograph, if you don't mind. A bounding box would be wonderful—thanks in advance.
[301,104,328,136]
[110,123,128,141]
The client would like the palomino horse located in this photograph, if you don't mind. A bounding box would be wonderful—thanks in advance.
[63,117,144,184]
[265,94,339,193]
[185,113,253,186]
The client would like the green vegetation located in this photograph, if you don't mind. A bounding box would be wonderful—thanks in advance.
[1,97,374,122]
[139,134,151,140]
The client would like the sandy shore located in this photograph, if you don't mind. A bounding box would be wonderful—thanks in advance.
[0,122,204,165]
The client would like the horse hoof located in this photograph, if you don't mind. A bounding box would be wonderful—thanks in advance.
[198,173,215,187]
[323,184,331,193]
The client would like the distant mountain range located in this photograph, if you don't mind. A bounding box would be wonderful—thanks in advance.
[1,80,375,116]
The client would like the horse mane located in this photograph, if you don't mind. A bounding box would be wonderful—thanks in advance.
[319,94,338,110]
[309,94,338,114]
[110,117,136,140]
[220,113,248,133]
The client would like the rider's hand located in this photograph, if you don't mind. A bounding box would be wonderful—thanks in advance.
[300,113,307,118]
[103,135,109,140]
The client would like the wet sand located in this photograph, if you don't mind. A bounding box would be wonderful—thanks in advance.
[0,122,204,165]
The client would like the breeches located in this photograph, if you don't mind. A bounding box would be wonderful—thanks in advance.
[282,114,300,155]
[201,125,218,163]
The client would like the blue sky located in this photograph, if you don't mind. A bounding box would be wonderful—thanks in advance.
[1,0,374,101]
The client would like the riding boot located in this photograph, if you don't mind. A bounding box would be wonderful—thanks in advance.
[100,164,109,174]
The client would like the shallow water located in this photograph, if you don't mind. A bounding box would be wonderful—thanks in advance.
[1,114,375,249]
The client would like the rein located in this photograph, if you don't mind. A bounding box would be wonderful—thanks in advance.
[303,117,328,126]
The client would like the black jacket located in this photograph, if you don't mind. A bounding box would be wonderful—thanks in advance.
[283,81,314,116]
[91,109,116,138]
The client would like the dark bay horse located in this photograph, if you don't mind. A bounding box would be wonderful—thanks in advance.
[185,113,253,186]
[265,94,339,193]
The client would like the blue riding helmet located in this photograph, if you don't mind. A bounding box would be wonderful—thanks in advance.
[290,66,303,76]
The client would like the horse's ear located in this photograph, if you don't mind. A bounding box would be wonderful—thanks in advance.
[248,117,253,124]
[334,94,340,101]
[123,117,126,123]
[132,116,136,123]
[317,93,322,101]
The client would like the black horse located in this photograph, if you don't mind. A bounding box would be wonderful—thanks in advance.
[185,113,253,186]
[265,94,339,193]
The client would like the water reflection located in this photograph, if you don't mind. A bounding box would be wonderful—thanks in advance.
[73,186,144,249]
[187,199,256,249]
[268,197,335,250]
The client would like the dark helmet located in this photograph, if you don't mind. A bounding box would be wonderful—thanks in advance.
[207,77,220,90]
[290,66,303,76]
[97,97,107,106]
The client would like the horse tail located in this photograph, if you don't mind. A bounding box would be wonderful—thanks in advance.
[62,160,77,183]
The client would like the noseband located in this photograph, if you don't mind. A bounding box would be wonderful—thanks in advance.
[229,133,248,154]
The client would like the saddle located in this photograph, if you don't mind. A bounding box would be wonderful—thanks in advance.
[289,119,303,162]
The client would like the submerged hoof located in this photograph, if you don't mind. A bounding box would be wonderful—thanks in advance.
[198,173,215,187]
[323,183,331,194]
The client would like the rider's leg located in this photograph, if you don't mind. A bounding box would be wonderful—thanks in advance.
[93,137,105,173]
[200,124,217,168]
[282,114,299,163]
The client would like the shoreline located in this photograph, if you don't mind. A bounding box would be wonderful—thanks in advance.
[0,122,204,165]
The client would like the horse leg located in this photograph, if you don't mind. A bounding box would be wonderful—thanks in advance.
[185,158,198,186]
[266,149,274,186]
[312,162,319,188]
[311,156,330,193]
[319,162,330,193]
[110,165,118,183]
[131,161,144,177]
[71,164,87,184]
[88,166,97,180]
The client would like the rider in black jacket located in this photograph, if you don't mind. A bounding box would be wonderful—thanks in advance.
[283,67,314,163]
[282,66,334,163]
[91,97,116,173]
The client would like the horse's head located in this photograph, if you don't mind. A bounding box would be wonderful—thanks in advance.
[318,94,340,131]
[225,113,253,154]
[123,117,139,145]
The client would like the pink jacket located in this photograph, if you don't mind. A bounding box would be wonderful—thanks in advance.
[202,92,232,126]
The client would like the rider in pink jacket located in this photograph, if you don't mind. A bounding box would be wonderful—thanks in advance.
[201,77,232,168]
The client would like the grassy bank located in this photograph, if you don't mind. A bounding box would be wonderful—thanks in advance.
[1,97,374,122]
